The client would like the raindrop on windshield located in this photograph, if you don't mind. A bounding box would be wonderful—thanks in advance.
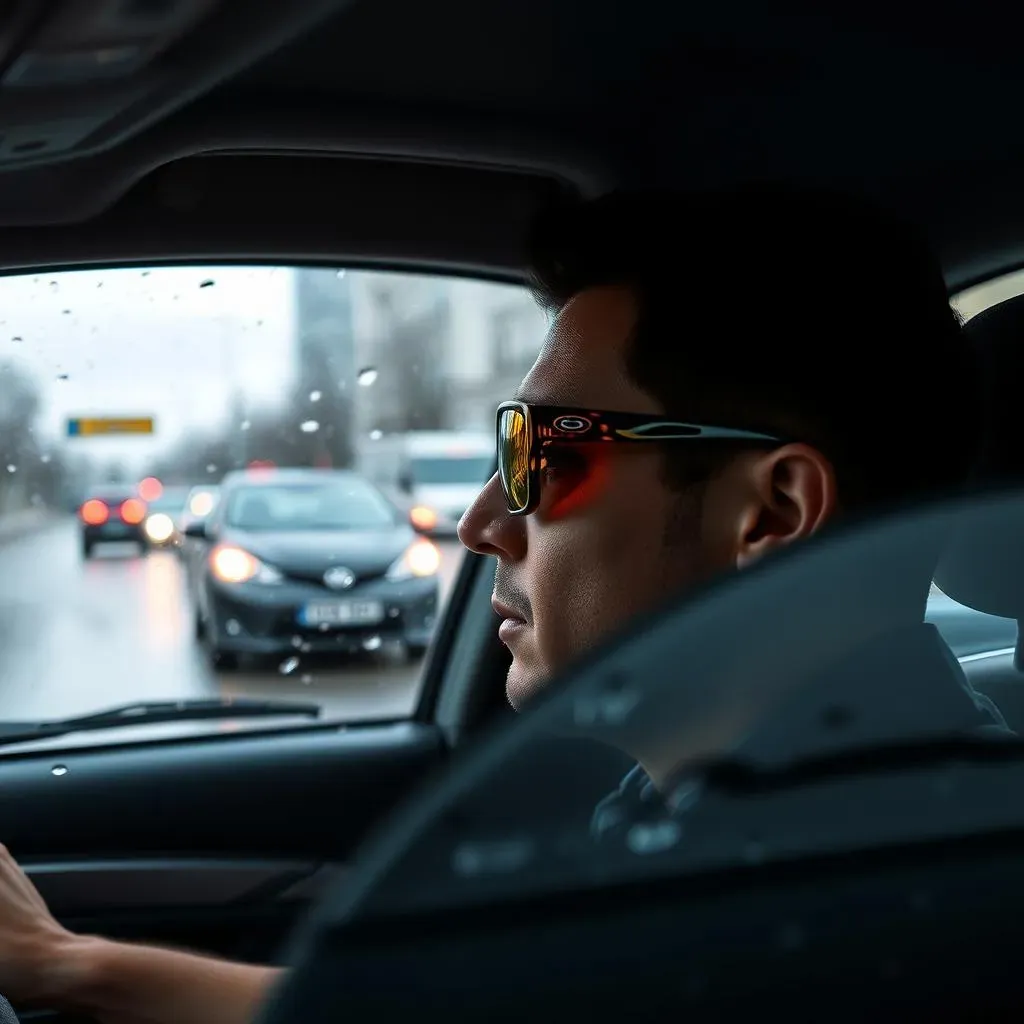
[51,765,68,777]
[49,281,58,292]
[10,337,21,343]
[362,635,383,651]
[357,367,378,387]
[199,279,215,289]
[141,270,151,277]
[206,464,217,473]
[309,390,322,402]
[336,269,346,279]
[300,420,320,433]
[369,429,383,441]
[56,373,68,381]
[279,656,300,675]
[6,465,15,474]
[40,454,51,464]
[62,309,71,315]
[301,674,313,685]
[240,420,251,431]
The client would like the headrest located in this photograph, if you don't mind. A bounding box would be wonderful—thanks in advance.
[934,293,1024,646]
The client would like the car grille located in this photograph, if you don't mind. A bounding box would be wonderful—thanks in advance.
[282,567,385,588]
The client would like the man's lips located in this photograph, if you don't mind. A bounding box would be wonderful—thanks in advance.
[491,597,528,624]
[492,597,529,646]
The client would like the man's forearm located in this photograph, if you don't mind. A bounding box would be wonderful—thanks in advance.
[44,934,283,1024]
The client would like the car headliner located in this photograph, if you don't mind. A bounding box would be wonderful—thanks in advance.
[0,1,1017,292]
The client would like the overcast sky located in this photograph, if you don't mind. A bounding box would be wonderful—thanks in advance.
[0,265,297,468]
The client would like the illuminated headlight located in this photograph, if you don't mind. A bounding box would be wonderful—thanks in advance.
[144,513,175,543]
[409,505,438,531]
[386,538,441,581]
[190,491,216,517]
[210,545,283,585]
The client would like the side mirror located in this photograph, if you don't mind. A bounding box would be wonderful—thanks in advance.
[183,519,209,540]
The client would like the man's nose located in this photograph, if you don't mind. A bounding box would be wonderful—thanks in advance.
[458,473,526,561]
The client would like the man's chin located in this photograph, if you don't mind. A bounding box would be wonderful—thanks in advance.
[505,659,548,712]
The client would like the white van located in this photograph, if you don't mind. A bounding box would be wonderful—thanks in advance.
[357,430,493,536]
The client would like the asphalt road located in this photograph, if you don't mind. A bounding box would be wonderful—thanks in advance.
[0,519,466,729]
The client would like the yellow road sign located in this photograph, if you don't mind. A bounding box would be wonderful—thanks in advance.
[67,417,154,437]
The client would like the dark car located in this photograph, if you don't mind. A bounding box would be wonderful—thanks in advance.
[78,486,149,558]
[185,468,441,670]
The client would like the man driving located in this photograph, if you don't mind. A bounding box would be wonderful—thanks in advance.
[0,184,1000,1024]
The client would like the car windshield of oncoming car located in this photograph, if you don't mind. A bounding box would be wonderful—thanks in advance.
[0,265,542,751]
[226,481,397,531]
[148,487,190,513]
[412,456,493,485]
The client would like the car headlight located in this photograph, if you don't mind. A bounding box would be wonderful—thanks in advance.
[409,505,439,531]
[144,513,175,543]
[210,545,283,585]
[385,538,441,580]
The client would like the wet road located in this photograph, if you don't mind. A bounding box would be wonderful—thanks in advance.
[0,519,466,726]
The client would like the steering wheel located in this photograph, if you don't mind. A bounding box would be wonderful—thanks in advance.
[255,487,1023,1023]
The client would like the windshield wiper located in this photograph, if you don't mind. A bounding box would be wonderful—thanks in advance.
[686,732,1024,797]
[0,698,321,748]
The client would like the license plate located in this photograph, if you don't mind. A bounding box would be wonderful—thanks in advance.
[298,601,384,627]
[102,523,130,536]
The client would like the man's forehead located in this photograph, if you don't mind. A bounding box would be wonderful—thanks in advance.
[514,286,655,410]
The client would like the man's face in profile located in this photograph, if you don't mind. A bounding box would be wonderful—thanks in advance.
[459,286,724,706]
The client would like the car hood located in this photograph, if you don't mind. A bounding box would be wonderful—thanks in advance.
[225,526,414,577]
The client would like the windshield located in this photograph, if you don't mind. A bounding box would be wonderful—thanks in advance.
[147,488,190,512]
[225,479,397,531]
[0,265,544,750]
[411,455,493,485]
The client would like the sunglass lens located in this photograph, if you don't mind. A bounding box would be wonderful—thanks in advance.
[498,407,530,512]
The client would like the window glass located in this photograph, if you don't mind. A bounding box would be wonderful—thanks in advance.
[0,266,542,750]
[411,456,493,485]
[921,279,1024,658]
[224,479,397,531]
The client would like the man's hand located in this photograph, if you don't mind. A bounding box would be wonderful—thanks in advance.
[0,843,282,1024]
[0,844,83,1005]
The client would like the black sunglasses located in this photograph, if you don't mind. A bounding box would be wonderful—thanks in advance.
[496,401,784,515]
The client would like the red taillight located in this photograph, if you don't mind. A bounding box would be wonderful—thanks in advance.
[119,498,146,525]
[80,499,109,526]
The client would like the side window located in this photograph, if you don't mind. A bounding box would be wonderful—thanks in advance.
[923,274,1024,660]
[0,266,544,750]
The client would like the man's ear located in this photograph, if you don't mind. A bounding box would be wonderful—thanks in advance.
[734,443,838,569]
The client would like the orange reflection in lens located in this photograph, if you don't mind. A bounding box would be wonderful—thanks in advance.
[543,444,614,521]
[499,408,530,511]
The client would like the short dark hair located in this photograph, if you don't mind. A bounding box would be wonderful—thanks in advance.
[527,183,978,516]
